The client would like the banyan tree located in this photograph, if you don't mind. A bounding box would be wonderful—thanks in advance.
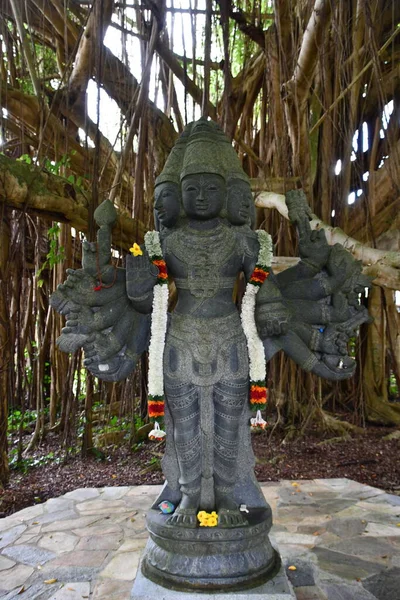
[0,0,399,486]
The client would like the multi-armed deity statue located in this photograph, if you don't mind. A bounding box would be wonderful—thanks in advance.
[50,118,371,591]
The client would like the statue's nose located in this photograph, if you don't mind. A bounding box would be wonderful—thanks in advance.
[197,187,205,201]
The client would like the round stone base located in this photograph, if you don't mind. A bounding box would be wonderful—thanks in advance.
[142,507,279,592]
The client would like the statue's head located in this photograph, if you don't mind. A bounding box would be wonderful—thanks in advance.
[179,119,228,221]
[154,181,181,228]
[181,173,226,220]
[227,178,255,226]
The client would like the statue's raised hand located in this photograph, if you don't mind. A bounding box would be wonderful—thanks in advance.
[82,240,115,284]
[126,252,159,299]
[297,217,331,270]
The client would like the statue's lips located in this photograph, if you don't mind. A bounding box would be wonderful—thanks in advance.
[195,203,209,211]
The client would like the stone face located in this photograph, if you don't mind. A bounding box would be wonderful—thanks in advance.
[295,586,328,600]
[35,510,78,525]
[278,488,317,507]
[44,498,75,514]
[49,550,109,568]
[0,524,27,549]
[312,547,382,580]
[42,515,103,533]
[362,567,400,600]
[284,559,315,587]
[2,544,56,566]
[45,581,90,600]
[326,518,367,538]
[10,504,45,521]
[321,583,378,600]
[327,537,397,558]
[73,524,123,537]
[75,534,122,551]
[99,487,130,501]
[64,489,100,502]
[117,538,147,552]
[100,552,140,581]
[39,532,79,554]
[38,565,100,583]
[364,522,400,537]
[92,578,133,599]
[0,563,34,591]
[0,555,16,570]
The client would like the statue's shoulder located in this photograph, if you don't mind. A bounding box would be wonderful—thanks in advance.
[234,227,259,259]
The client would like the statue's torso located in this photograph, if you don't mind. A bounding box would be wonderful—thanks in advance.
[164,221,257,318]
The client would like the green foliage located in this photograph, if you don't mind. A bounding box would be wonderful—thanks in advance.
[42,151,76,175]
[37,223,65,287]
[8,448,72,474]
[16,154,32,165]
[7,409,37,435]
[389,372,399,399]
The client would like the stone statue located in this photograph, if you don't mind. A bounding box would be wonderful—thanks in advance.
[50,118,371,590]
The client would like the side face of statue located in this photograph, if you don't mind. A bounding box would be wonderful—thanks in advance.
[50,118,371,533]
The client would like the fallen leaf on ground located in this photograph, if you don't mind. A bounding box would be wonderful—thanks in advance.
[288,565,297,571]
[44,579,58,584]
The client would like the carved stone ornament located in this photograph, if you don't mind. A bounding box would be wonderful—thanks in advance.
[50,117,372,592]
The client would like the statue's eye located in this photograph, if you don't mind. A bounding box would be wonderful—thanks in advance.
[185,186,197,192]
[208,186,217,192]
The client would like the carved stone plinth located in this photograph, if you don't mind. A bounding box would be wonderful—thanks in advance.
[141,507,279,592]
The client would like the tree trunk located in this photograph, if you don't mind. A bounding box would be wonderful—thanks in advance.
[0,213,10,485]
[363,286,400,425]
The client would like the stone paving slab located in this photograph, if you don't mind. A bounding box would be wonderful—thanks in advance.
[0,478,399,599]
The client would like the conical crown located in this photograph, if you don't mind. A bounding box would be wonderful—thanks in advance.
[155,122,193,186]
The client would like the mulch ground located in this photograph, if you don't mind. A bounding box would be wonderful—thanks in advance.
[1,425,399,517]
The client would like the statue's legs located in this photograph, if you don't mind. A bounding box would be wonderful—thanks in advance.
[214,376,249,527]
[163,312,249,527]
[164,377,202,527]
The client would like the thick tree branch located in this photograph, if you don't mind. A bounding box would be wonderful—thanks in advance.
[68,0,113,106]
[0,154,145,245]
[255,191,400,290]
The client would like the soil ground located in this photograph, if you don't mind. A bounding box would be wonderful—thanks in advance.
[1,425,399,517]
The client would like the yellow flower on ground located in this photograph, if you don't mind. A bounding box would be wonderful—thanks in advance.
[130,243,143,256]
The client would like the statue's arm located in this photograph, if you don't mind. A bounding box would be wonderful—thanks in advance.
[49,200,151,382]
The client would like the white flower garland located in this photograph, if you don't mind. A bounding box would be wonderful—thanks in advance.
[240,230,273,384]
[144,231,169,400]
[143,228,272,421]
[147,283,169,397]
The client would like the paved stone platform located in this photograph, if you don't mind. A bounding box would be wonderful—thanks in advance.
[0,479,399,599]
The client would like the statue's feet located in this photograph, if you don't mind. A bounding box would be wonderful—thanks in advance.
[167,507,198,528]
[218,508,248,528]
[166,493,199,528]
[215,492,248,528]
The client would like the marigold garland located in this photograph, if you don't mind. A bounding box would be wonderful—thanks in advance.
[240,230,273,413]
